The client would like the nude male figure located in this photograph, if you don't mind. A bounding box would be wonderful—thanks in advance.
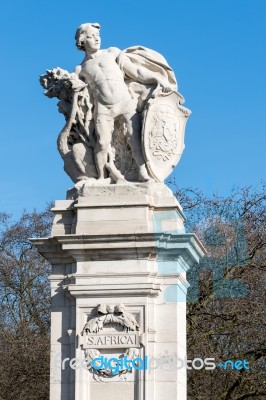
[75,22,151,182]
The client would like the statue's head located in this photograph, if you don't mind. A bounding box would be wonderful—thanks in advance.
[75,23,101,52]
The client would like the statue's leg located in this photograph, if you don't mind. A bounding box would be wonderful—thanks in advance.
[123,112,151,182]
[94,114,113,180]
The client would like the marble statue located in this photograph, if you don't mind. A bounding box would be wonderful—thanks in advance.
[40,23,191,187]
[36,24,204,399]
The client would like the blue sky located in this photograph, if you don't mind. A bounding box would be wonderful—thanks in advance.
[0,0,265,217]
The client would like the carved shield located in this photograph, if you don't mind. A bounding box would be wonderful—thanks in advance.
[142,91,191,182]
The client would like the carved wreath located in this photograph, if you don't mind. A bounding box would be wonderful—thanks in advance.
[82,304,140,379]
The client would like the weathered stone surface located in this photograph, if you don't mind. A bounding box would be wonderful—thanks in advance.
[32,186,205,400]
[40,23,190,188]
[36,22,204,400]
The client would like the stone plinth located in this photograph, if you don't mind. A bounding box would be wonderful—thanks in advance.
[32,183,204,400]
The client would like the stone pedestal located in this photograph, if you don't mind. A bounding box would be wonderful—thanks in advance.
[33,183,204,400]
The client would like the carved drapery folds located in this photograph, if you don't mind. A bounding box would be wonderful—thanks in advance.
[40,26,191,191]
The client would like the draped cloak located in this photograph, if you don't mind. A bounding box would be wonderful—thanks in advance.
[117,46,177,109]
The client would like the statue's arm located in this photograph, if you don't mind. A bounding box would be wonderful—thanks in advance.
[120,55,170,90]
[74,65,82,75]
[109,47,121,58]
[121,57,154,83]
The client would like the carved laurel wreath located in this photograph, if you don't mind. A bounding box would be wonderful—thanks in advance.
[82,304,140,378]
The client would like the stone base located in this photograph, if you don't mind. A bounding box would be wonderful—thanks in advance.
[32,183,204,400]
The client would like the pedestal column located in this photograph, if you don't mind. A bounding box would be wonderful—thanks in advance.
[33,183,205,400]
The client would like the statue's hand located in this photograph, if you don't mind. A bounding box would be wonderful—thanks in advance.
[162,86,172,93]
[157,81,172,93]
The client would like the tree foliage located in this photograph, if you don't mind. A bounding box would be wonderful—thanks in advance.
[0,206,53,400]
[173,184,266,400]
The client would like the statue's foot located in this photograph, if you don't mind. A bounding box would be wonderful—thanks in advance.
[76,176,96,181]
[96,177,111,185]
[74,177,96,189]
[138,167,153,182]
[139,176,155,183]
[106,162,126,183]
[116,178,129,184]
